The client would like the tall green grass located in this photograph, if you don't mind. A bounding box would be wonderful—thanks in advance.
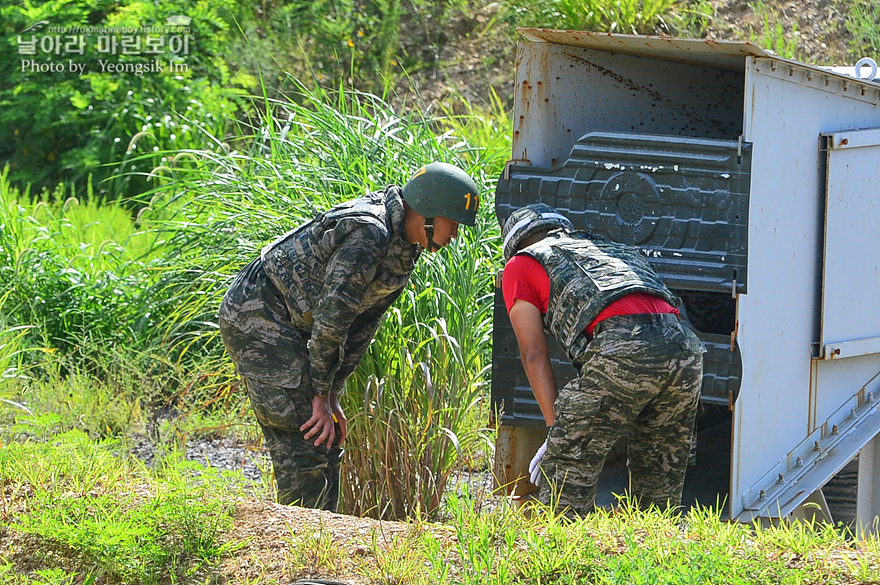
[846,0,880,59]
[338,88,509,519]
[0,290,32,419]
[0,168,166,358]
[509,0,680,35]
[119,81,508,519]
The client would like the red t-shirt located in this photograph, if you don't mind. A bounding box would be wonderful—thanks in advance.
[502,254,678,336]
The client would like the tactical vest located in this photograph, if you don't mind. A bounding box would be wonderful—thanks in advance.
[259,186,417,329]
[519,232,679,360]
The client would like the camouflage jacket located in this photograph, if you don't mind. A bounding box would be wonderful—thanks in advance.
[226,186,420,397]
[519,232,679,361]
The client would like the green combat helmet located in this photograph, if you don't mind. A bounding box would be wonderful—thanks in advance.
[501,203,574,263]
[402,162,479,250]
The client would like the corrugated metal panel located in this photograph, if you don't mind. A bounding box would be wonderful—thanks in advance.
[491,131,748,424]
[497,132,751,294]
[517,29,769,72]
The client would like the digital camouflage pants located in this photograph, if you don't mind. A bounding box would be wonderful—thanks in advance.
[218,258,343,511]
[243,376,343,511]
[538,313,704,516]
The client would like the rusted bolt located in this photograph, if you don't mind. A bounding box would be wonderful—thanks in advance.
[832,425,839,435]
[813,441,821,452]
[777,473,784,484]
[796,457,803,467]
[759,490,767,500]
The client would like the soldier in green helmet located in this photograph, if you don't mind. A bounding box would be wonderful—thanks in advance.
[219,163,479,511]
[500,203,704,516]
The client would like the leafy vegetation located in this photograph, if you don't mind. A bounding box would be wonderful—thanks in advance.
[0,0,248,201]
[509,0,681,35]
[847,0,880,58]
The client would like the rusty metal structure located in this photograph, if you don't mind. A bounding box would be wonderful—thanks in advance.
[491,30,880,532]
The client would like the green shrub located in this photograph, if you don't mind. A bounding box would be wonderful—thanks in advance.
[0,0,248,201]
[0,171,151,355]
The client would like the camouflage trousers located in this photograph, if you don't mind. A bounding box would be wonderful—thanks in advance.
[538,313,704,516]
[218,258,343,511]
[243,375,343,511]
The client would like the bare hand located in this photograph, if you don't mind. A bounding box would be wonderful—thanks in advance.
[300,395,336,448]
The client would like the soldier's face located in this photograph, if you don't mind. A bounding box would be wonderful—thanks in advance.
[424,217,459,252]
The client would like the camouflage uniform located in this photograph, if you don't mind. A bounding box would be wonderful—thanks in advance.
[520,232,704,515]
[218,186,420,511]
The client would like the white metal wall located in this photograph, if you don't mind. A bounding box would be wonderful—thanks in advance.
[734,56,880,519]
[510,42,744,167]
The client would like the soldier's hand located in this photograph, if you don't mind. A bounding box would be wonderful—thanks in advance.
[529,439,548,487]
[329,394,348,445]
[301,395,336,448]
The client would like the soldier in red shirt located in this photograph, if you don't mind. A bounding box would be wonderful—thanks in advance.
[501,203,704,516]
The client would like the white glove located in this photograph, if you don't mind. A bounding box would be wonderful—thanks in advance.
[528,439,548,487]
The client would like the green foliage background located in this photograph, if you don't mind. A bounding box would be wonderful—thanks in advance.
[0,0,476,202]
[0,0,250,200]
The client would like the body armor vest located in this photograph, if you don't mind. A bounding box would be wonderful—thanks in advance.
[520,232,679,359]
[259,187,417,329]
